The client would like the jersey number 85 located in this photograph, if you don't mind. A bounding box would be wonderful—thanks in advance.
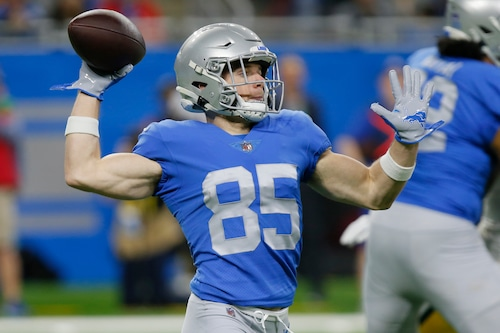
[202,164,301,256]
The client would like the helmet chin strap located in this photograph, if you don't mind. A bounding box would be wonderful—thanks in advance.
[177,75,271,122]
[176,86,206,113]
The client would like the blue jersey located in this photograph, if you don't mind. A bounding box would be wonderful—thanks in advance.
[397,47,500,224]
[133,109,331,307]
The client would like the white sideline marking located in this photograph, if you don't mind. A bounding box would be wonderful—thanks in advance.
[0,313,365,333]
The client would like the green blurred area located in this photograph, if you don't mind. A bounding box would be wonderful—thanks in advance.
[22,276,361,316]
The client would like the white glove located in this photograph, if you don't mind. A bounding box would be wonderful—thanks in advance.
[479,217,500,262]
[371,65,444,144]
[51,62,133,101]
[340,214,370,247]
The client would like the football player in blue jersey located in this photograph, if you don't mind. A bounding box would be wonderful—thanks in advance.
[341,1,500,332]
[54,23,441,333]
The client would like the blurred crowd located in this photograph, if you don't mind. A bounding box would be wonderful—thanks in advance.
[0,0,446,44]
[0,0,447,317]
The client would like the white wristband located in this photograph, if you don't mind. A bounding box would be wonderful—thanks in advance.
[379,150,415,181]
[65,116,99,137]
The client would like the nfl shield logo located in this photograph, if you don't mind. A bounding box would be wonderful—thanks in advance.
[241,141,253,152]
[226,307,236,317]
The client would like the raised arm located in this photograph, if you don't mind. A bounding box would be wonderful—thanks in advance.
[55,63,162,200]
[310,65,443,210]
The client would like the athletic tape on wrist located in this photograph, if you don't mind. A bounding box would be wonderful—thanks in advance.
[65,116,100,137]
[379,150,415,181]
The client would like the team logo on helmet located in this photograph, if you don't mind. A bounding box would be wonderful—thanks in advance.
[250,45,269,52]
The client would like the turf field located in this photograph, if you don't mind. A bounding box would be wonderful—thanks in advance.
[0,314,365,333]
[0,276,364,333]
[20,276,361,315]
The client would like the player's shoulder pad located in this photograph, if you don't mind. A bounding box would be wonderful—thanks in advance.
[270,109,315,127]
[407,46,437,67]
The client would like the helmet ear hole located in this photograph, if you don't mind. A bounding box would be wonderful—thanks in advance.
[192,81,207,89]
[479,26,492,34]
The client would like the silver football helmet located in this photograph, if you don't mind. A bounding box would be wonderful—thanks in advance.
[444,0,500,66]
[174,23,283,122]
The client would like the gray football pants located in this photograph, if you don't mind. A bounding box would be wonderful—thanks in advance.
[364,202,500,333]
[182,293,293,333]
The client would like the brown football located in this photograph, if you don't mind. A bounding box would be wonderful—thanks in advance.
[68,9,146,74]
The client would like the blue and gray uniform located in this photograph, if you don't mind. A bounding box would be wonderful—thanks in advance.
[134,109,330,309]
[364,47,500,333]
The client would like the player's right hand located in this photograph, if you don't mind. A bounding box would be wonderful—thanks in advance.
[340,214,371,247]
[50,62,133,101]
[371,65,444,144]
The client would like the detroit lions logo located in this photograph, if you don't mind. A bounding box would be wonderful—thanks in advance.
[403,111,426,124]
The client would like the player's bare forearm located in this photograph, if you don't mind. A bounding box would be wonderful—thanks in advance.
[367,141,418,209]
[310,141,417,210]
[64,92,161,200]
[64,92,101,189]
[384,140,418,167]
[70,91,100,118]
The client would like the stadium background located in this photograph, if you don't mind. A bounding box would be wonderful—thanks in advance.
[1,44,417,285]
[0,2,447,331]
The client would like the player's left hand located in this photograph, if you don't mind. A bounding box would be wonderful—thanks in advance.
[50,62,133,101]
[371,65,444,144]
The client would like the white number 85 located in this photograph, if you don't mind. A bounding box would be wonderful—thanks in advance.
[202,164,301,255]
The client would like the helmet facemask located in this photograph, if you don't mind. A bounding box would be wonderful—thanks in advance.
[216,54,284,122]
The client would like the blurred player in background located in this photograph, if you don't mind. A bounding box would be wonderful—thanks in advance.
[0,66,27,316]
[279,53,333,300]
[112,133,190,307]
[278,53,323,127]
[340,1,500,332]
[53,22,442,332]
[479,173,500,263]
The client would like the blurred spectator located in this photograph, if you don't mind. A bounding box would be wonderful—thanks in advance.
[279,53,333,300]
[257,0,332,16]
[335,58,402,163]
[94,0,167,44]
[95,0,162,16]
[417,0,446,16]
[332,0,414,17]
[112,164,191,306]
[331,0,445,16]
[49,0,89,30]
[279,53,323,127]
[0,0,46,37]
[111,74,202,307]
[334,56,404,288]
[155,73,206,122]
[0,66,27,316]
